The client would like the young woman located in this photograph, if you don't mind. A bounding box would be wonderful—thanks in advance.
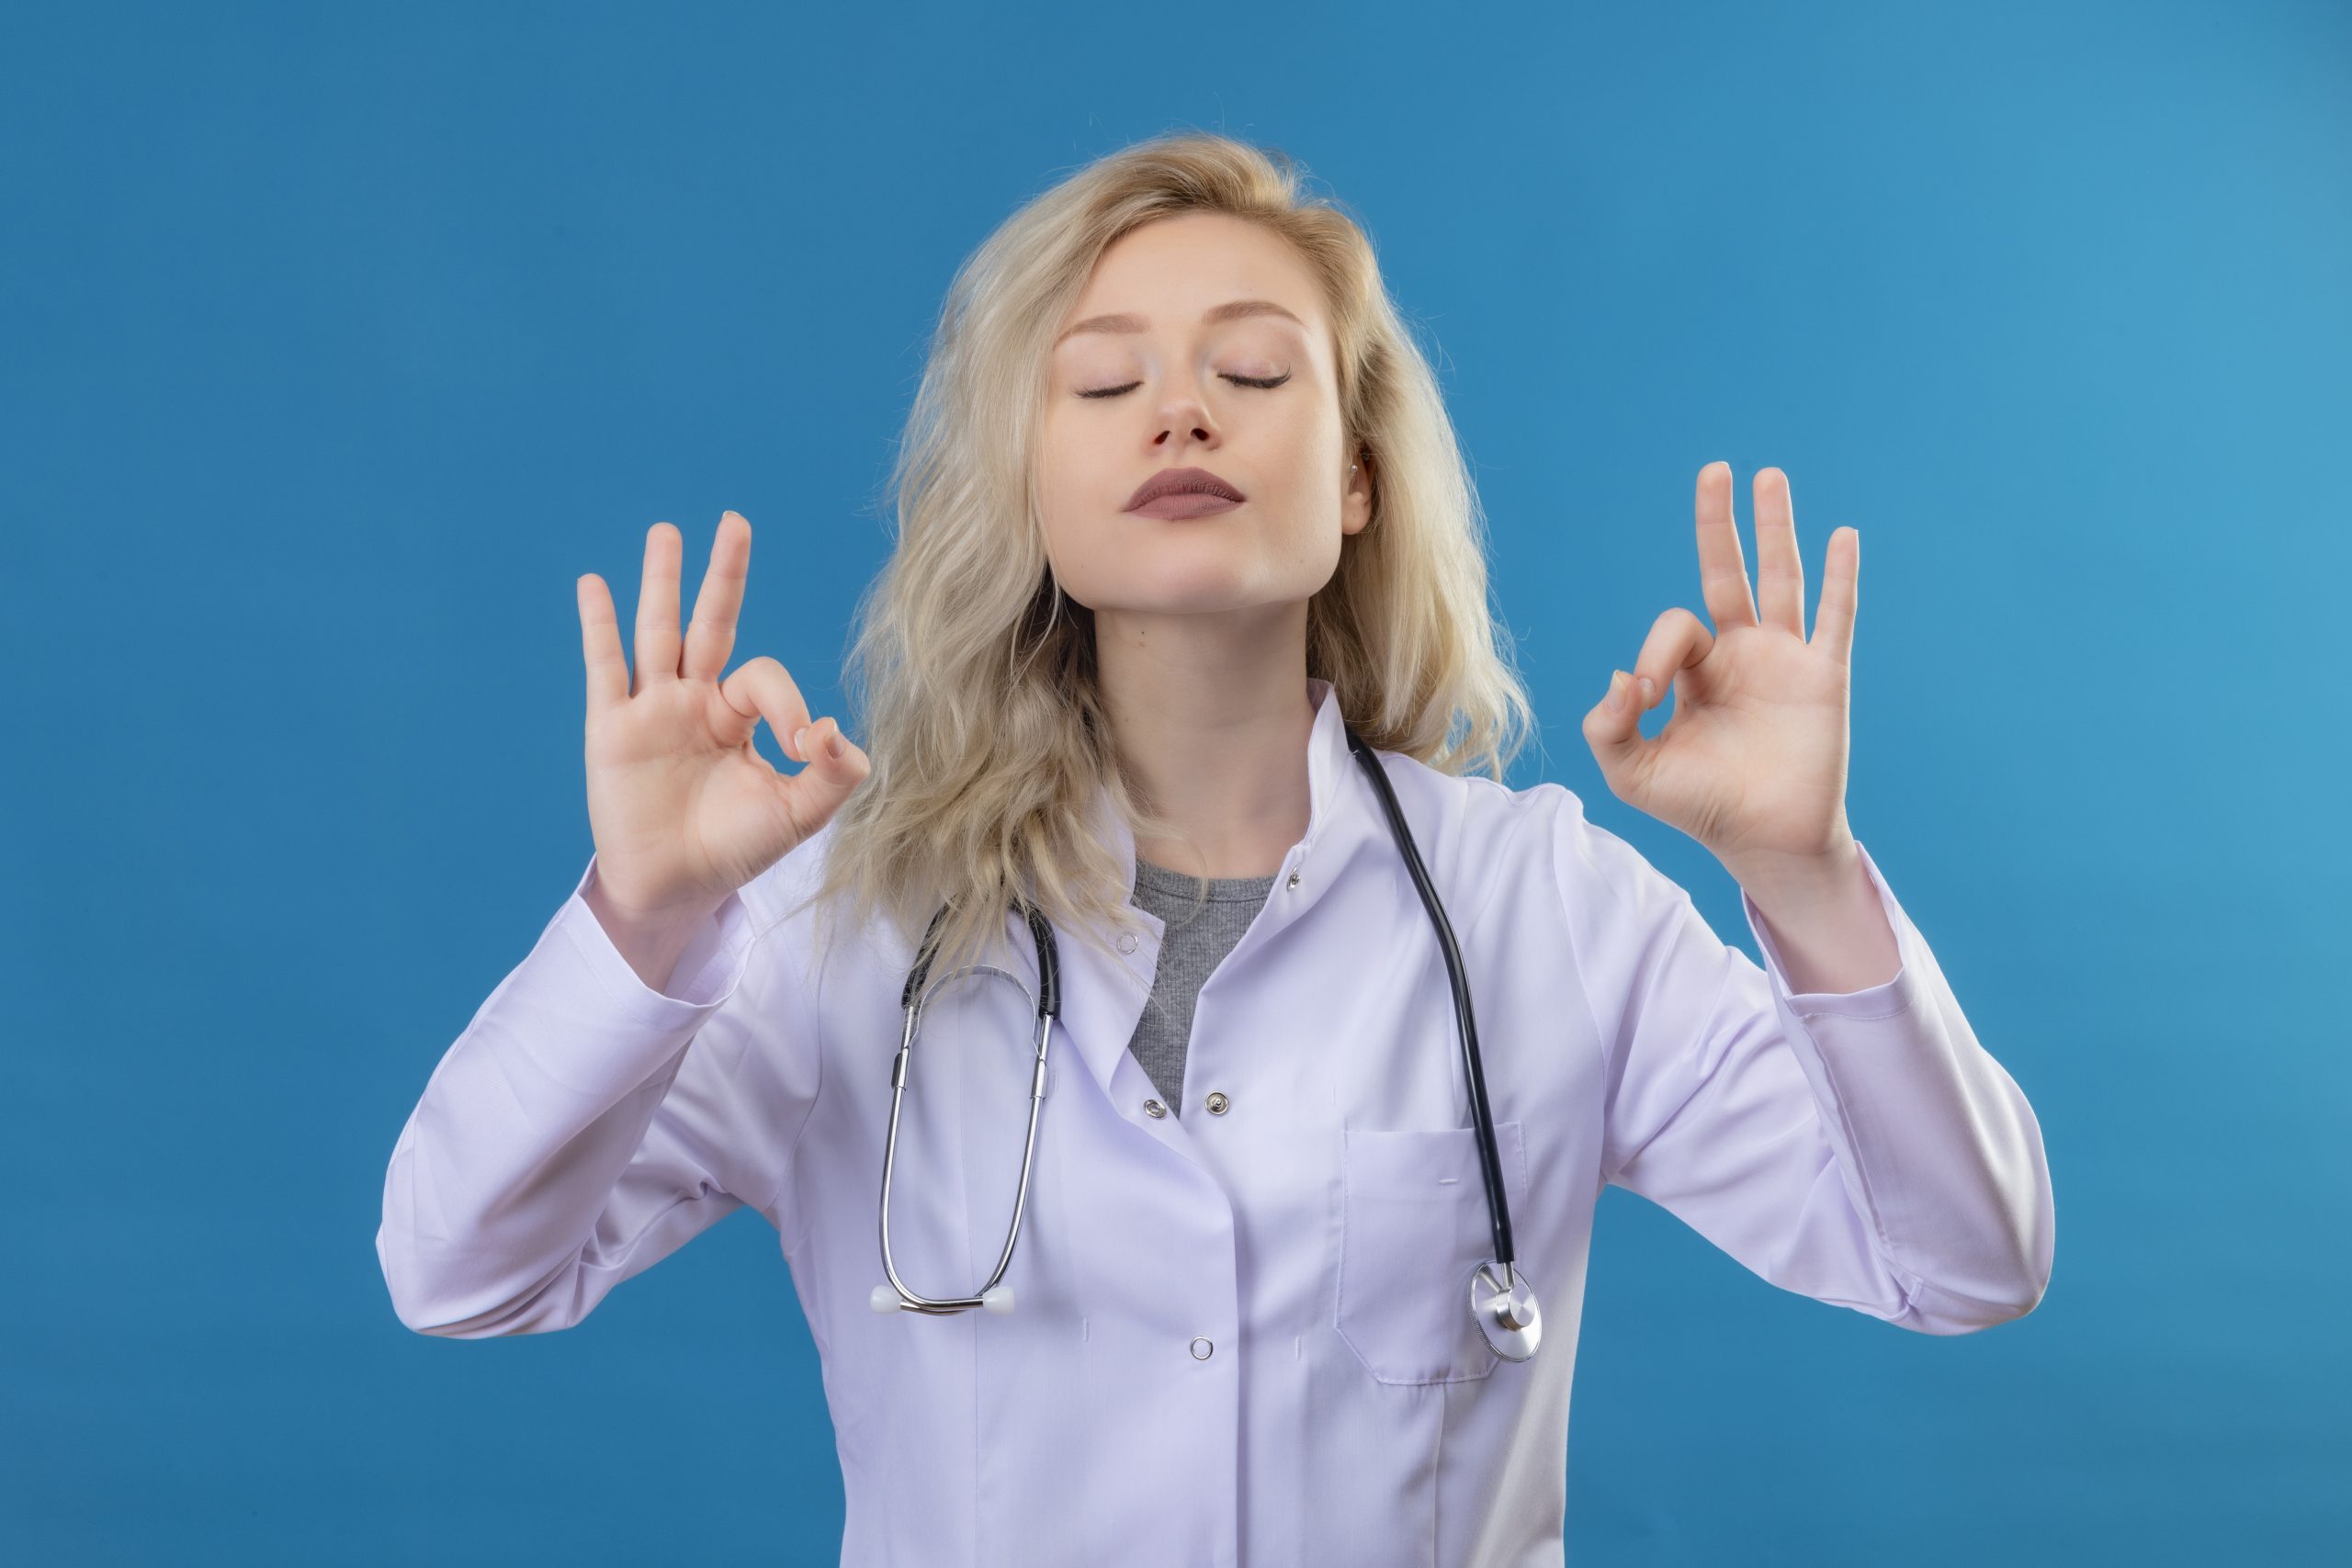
[378,132,2052,1566]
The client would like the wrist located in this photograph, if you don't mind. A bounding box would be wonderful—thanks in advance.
[582,870,726,994]
[1715,832,1862,908]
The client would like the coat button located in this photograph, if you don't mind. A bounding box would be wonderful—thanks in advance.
[1285,870,1300,889]
[1190,1336,1214,1359]
[1116,931,1138,953]
[1143,1099,1167,1118]
[1204,1091,1229,1114]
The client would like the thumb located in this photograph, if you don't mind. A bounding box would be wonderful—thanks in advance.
[1579,670,1651,790]
[722,660,874,833]
[781,715,873,828]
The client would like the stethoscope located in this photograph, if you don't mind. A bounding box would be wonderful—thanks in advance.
[867,723,1543,1364]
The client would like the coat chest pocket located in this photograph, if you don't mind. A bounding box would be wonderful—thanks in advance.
[1337,1120,1529,1385]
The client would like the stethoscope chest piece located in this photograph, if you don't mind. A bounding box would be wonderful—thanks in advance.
[1471,1259,1542,1362]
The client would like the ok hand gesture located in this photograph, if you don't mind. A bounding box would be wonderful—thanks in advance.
[1580,463,1860,872]
[576,512,871,920]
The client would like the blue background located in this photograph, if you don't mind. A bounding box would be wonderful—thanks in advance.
[6,1,2345,1562]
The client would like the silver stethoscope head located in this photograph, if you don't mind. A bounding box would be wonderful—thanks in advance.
[1472,1258,1543,1361]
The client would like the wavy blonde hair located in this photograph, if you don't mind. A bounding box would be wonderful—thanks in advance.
[792,130,1536,990]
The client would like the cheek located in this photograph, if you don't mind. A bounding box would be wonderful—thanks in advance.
[1037,414,1114,500]
[1033,440,1117,601]
[1258,467,1341,537]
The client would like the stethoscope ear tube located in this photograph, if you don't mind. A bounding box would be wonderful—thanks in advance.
[877,897,1061,1315]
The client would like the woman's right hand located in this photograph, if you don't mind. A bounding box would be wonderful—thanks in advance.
[574,511,871,921]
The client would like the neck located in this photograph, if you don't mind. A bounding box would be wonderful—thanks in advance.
[1094,604,1315,880]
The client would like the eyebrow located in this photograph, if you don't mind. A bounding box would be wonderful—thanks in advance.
[1053,298,1309,348]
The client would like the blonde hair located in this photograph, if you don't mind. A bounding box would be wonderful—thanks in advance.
[789,129,1536,992]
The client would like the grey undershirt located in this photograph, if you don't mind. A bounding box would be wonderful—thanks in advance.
[1124,856,1278,1115]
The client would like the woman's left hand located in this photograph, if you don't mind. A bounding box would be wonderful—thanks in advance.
[1580,462,1860,874]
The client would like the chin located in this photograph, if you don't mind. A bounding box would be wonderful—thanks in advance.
[1126,556,1267,604]
[1114,582,1305,624]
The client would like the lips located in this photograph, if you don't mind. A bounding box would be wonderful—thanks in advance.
[1125,466,1246,511]
[1130,491,1244,520]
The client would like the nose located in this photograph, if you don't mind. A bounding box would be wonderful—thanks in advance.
[1152,407,1216,454]
[1148,371,1219,449]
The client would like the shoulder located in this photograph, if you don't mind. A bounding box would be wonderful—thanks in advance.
[1370,750,1681,923]
[1364,750,1590,907]
[1371,747,1589,851]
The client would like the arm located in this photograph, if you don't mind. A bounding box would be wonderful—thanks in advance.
[1553,787,2054,1335]
[374,845,824,1337]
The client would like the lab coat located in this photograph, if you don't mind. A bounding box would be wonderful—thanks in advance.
[377,676,2053,1567]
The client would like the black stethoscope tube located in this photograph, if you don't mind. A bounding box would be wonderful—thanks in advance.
[1341,723,1518,1283]
[882,720,1525,1328]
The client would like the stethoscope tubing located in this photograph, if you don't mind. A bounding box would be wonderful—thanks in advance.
[1340,725,1519,1286]
[876,722,1526,1327]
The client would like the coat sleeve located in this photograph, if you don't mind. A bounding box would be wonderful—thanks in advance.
[1549,787,2053,1335]
[374,833,829,1337]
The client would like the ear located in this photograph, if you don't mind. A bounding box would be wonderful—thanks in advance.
[1341,449,1374,536]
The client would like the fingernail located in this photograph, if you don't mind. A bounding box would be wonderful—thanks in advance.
[1606,672,1625,714]
[1636,675,1656,705]
[792,726,808,756]
[826,730,845,760]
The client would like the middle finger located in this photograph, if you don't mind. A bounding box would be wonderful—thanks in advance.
[1751,468,1806,637]
[633,522,684,691]
[682,512,751,682]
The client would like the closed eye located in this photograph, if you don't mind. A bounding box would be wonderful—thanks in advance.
[1077,371,1292,400]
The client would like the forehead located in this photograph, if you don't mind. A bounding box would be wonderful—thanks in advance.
[1055,213,1327,346]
